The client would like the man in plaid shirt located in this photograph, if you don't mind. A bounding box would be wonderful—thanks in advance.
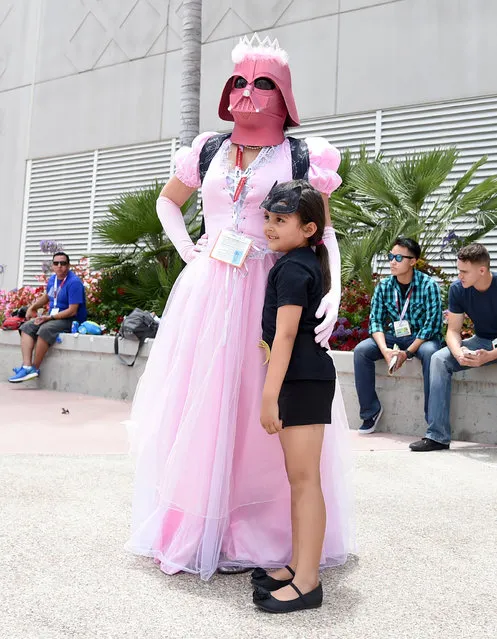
[354,237,443,434]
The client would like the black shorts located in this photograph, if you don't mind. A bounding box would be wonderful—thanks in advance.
[278,380,336,427]
[20,318,73,346]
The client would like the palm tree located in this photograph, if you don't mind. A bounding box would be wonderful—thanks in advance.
[330,148,497,293]
[180,0,203,146]
[90,182,199,313]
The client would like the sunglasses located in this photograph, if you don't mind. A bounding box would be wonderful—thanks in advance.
[52,261,68,266]
[234,76,276,91]
[388,253,415,263]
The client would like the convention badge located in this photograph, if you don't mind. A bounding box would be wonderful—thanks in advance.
[393,320,411,337]
[259,339,271,365]
[210,229,253,268]
[50,307,60,317]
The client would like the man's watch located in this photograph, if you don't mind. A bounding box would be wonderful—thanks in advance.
[405,349,415,360]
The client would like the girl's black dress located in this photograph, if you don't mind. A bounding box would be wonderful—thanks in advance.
[262,247,336,426]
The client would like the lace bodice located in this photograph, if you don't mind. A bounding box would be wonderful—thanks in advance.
[174,133,341,245]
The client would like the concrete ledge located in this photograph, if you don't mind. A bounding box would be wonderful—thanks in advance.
[334,350,497,444]
[1,332,496,443]
[0,330,151,401]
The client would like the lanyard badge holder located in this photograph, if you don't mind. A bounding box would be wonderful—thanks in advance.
[50,276,67,317]
[210,146,253,268]
[393,287,413,337]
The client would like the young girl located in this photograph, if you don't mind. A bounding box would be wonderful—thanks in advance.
[252,180,337,613]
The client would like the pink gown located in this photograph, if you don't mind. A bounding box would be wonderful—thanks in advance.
[126,133,355,580]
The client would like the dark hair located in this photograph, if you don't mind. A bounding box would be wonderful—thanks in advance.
[392,237,421,260]
[53,251,70,263]
[285,180,331,292]
[457,243,490,267]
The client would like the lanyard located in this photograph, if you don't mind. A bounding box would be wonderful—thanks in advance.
[233,145,248,203]
[53,276,67,302]
[395,286,413,321]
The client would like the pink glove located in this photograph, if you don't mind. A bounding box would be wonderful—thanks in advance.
[315,226,341,347]
[156,196,197,263]
[193,233,209,254]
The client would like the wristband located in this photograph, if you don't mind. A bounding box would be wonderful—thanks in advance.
[405,349,414,360]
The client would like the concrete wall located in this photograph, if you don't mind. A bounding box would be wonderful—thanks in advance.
[1,331,496,444]
[0,330,151,401]
[3,0,497,288]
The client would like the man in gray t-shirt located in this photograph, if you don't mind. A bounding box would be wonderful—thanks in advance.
[410,243,497,451]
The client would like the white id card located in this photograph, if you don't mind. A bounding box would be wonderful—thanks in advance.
[210,229,253,268]
[50,307,59,317]
[393,320,411,337]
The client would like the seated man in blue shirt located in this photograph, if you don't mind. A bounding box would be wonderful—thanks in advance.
[9,252,87,383]
[354,237,443,434]
[410,243,497,451]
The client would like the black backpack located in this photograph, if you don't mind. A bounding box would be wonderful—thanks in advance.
[114,308,159,366]
[198,134,310,235]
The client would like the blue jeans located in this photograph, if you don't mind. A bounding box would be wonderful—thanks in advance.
[354,334,441,421]
[425,335,497,444]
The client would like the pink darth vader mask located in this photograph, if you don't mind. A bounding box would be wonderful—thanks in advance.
[218,35,300,147]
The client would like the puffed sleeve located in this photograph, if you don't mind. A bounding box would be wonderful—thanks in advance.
[174,131,219,188]
[306,137,342,197]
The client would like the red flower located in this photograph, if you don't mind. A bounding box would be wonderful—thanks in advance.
[117,287,126,296]
[343,338,358,351]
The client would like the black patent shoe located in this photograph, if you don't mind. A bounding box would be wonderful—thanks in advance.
[409,437,450,452]
[250,565,295,591]
[253,582,323,613]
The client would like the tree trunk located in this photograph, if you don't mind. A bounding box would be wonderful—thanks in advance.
[180,0,202,147]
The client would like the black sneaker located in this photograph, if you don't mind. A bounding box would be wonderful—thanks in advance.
[409,438,450,452]
[358,407,383,434]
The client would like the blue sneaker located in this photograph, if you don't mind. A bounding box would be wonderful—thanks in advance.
[8,366,40,383]
[12,365,24,374]
[358,407,383,434]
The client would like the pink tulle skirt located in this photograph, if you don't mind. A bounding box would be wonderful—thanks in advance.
[125,250,354,580]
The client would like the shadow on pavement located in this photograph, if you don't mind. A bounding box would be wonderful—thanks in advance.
[449,446,497,465]
[124,553,362,625]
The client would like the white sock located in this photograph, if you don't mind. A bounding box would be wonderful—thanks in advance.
[23,365,31,369]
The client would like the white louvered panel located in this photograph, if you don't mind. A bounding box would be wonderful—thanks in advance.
[380,96,497,269]
[290,111,377,154]
[90,140,174,253]
[22,153,94,285]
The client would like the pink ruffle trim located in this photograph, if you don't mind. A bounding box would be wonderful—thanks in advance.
[307,137,342,197]
[174,131,219,189]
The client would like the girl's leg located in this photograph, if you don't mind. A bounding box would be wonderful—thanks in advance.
[272,423,325,601]
[264,456,298,581]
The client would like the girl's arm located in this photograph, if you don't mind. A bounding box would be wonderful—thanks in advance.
[261,305,303,434]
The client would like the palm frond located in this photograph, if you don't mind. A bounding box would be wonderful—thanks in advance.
[390,148,458,211]
[349,161,402,210]
[447,156,488,204]
[95,181,164,247]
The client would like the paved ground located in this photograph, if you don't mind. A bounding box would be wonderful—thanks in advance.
[1,383,496,639]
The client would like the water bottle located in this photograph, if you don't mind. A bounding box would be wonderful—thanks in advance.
[71,321,79,333]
